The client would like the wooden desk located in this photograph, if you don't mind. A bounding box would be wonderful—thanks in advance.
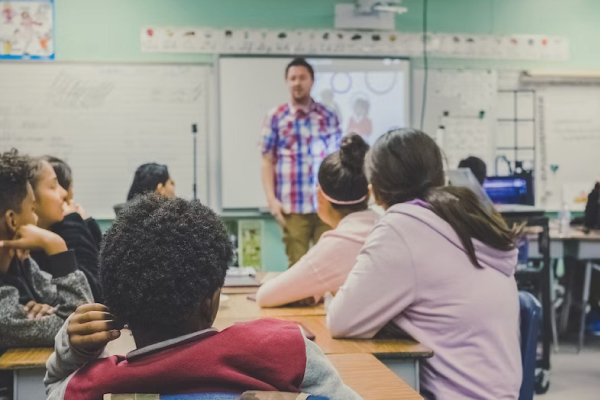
[0,351,423,400]
[0,295,432,398]
[527,227,600,351]
[0,348,53,400]
[221,272,277,295]
[215,315,432,391]
[217,294,326,319]
[328,354,422,400]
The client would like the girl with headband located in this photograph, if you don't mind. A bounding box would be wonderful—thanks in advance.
[256,134,379,308]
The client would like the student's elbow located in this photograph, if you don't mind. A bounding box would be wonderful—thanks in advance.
[327,303,378,339]
[255,286,276,308]
[327,311,366,339]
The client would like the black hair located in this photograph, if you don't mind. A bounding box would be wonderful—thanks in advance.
[285,57,314,81]
[458,156,487,186]
[127,163,170,201]
[0,150,31,215]
[42,156,72,191]
[100,194,232,332]
[367,129,521,268]
[28,157,46,189]
[319,134,370,215]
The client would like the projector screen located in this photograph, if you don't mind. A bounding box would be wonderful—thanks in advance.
[219,56,411,210]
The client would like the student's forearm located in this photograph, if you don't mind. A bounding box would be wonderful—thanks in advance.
[45,319,105,398]
[261,157,277,203]
[0,288,65,347]
[256,259,316,307]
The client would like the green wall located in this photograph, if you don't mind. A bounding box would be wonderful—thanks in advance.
[57,0,600,271]
[56,0,600,68]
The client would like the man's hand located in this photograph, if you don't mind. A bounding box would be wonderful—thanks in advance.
[23,301,56,320]
[268,197,286,227]
[0,225,67,255]
[67,304,124,353]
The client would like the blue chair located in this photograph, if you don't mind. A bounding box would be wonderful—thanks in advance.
[519,291,542,400]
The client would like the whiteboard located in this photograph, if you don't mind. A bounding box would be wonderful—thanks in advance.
[219,56,410,210]
[536,87,600,210]
[413,69,498,169]
[0,63,209,219]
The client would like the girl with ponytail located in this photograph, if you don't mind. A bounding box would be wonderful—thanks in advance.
[256,134,379,308]
[328,129,523,400]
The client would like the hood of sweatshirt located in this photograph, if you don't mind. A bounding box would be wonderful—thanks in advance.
[386,201,518,277]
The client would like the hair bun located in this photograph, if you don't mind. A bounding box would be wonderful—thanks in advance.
[339,134,369,173]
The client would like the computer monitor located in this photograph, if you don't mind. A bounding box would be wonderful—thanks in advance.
[483,176,534,206]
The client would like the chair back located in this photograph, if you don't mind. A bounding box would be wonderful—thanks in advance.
[518,291,541,400]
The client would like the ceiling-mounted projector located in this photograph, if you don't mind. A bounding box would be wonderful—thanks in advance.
[335,1,407,30]
[356,0,408,15]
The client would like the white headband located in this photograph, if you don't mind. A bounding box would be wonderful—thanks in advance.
[319,185,367,205]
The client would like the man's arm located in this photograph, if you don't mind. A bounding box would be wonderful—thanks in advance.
[260,112,286,226]
[261,154,285,226]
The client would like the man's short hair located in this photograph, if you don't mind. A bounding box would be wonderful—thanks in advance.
[285,58,314,80]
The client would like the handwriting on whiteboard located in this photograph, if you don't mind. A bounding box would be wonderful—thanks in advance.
[441,116,491,169]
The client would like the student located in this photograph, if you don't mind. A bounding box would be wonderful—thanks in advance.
[28,158,103,302]
[458,156,487,186]
[257,134,378,307]
[45,194,360,400]
[42,156,103,246]
[0,150,93,348]
[114,162,175,215]
[327,129,522,400]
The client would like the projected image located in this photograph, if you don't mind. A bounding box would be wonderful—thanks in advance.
[312,67,407,145]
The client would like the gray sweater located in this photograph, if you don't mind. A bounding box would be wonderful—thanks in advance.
[0,251,93,348]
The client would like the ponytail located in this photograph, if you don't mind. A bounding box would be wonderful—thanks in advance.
[424,186,521,268]
[368,129,522,268]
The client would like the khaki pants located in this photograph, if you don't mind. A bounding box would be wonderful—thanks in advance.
[282,213,331,267]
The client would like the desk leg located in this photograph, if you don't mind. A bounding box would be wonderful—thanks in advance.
[550,260,560,352]
[377,357,419,392]
[578,261,593,354]
[13,369,46,400]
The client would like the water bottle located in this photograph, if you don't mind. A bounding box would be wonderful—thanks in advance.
[558,203,571,236]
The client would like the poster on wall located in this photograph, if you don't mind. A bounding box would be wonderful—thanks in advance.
[238,220,263,270]
[0,0,54,60]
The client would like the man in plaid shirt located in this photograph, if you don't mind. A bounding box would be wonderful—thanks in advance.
[261,58,342,267]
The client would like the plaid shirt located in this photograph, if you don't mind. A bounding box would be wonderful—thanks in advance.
[261,100,342,214]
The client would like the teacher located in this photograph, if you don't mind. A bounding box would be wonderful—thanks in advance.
[260,58,342,267]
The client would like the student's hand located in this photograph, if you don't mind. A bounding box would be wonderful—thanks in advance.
[23,301,56,320]
[63,200,89,220]
[62,200,80,216]
[0,224,67,256]
[268,197,286,227]
[67,304,124,353]
[286,296,318,307]
[75,203,89,220]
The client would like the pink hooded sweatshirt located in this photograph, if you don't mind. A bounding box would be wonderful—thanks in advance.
[327,202,522,400]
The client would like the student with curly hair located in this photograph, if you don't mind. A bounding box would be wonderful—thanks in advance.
[45,194,360,400]
[0,150,93,348]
